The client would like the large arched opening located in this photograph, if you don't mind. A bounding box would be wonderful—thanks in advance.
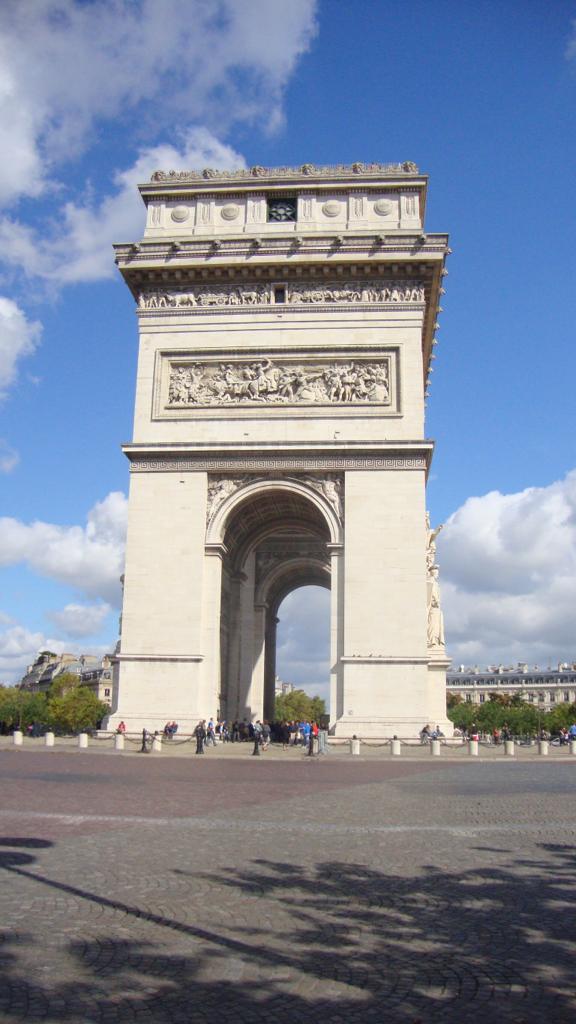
[208,479,340,723]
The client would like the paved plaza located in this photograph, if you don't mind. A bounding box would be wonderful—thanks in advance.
[1,748,575,1023]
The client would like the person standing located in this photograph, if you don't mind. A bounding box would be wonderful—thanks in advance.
[261,720,271,750]
[280,721,290,750]
[194,720,206,754]
[252,720,263,755]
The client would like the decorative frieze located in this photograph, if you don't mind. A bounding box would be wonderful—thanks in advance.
[150,161,419,184]
[140,285,270,309]
[168,358,391,408]
[289,282,423,304]
[138,280,424,310]
[128,455,428,473]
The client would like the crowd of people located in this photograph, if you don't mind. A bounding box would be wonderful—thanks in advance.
[191,718,322,753]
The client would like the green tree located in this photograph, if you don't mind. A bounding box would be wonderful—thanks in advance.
[543,702,576,734]
[506,703,539,737]
[448,697,543,738]
[447,702,477,731]
[17,692,48,730]
[0,688,49,732]
[48,671,82,698]
[275,689,326,722]
[0,686,21,730]
[47,686,107,734]
[309,696,326,722]
[487,692,516,706]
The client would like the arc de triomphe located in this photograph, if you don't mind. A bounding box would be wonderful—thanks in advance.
[108,162,451,736]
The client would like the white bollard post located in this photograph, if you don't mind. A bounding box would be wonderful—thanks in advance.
[350,737,360,756]
[539,740,549,756]
[114,733,125,751]
[570,740,576,756]
[78,732,88,749]
[13,730,23,746]
[152,734,162,753]
[468,739,478,756]
[431,739,441,756]
[504,740,515,757]
[391,738,401,756]
[45,732,55,747]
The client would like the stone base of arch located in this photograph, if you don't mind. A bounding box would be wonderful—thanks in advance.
[329,655,452,738]
[107,460,452,738]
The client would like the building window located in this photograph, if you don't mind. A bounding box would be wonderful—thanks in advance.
[550,693,556,703]
[479,694,485,703]
[538,693,545,702]
[267,197,297,222]
[564,692,570,702]
[465,694,472,702]
[273,285,286,303]
[104,688,110,697]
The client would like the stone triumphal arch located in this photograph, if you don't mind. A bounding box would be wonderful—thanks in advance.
[108,161,451,736]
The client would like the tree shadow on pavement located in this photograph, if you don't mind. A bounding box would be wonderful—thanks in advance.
[0,838,575,1022]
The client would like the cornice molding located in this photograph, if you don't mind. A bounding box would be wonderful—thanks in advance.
[123,444,432,474]
[115,653,204,663]
[114,234,448,269]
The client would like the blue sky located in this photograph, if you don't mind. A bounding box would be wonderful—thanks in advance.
[1,0,575,696]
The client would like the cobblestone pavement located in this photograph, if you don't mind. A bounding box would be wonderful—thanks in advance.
[1,751,575,1023]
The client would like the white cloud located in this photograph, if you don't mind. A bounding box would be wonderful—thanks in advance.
[0,491,128,604]
[0,622,113,684]
[0,297,42,398]
[47,602,112,638]
[0,0,318,206]
[0,129,246,284]
[0,624,61,684]
[438,470,576,667]
[0,439,19,472]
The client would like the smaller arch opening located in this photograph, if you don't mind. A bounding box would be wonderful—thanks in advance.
[276,585,331,717]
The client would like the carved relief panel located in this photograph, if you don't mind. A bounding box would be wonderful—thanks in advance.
[370,195,400,223]
[400,192,421,227]
[214,197,247,228]
[159,352,396,415]
[196,196,212,227]
[246,195,266,224]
